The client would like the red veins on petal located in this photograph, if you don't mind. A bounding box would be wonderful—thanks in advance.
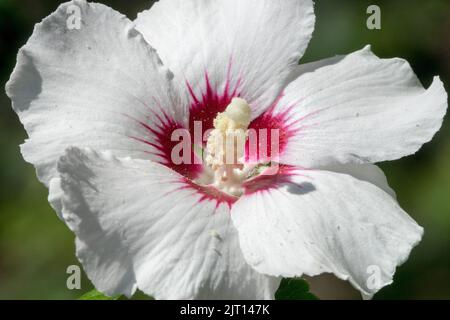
[179,177,238,209]
[130,64,242,181]
[129,63,319,206]
[188,71,242,140]
[130,110,202,180]
[245,95,300,163]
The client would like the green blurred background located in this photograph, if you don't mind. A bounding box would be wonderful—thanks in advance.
[0,0,449,299]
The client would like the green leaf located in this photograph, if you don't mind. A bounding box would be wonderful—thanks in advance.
[78,289,121,300]
[275,278,318,300]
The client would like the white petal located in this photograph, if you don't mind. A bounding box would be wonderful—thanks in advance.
[320,163,396,198]
[231,168,423,298]
[269,46,448,168]
[285,55,345,84]
[6,0,185,186]
[57,147,279,299]
[135,0,315,117]
[48,177,64,220]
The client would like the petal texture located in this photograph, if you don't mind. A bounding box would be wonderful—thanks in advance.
[231,167,423,298]
[267,46,447,168]
[320,163,396,198]
[135,0,315,117]
[56,147,279,299]
[6,0,188,185]
[285,55,345,84]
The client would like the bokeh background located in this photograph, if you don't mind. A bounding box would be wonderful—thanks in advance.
[0,0,449,299]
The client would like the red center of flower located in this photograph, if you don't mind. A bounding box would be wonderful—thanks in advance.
[130,70,300,206]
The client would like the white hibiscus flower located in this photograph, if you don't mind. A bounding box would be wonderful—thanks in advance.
[5,0,447,300]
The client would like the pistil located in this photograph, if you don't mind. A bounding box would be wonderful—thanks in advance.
[205,98,252,196]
